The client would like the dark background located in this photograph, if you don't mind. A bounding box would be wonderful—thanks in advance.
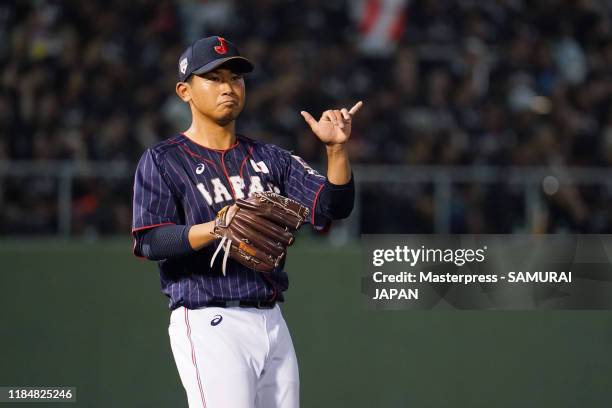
[3,0,612,234]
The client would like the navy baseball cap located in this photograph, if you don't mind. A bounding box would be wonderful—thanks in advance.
[178,36,254,82]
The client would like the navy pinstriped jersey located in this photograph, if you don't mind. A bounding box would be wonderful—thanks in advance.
[132,133,329,310]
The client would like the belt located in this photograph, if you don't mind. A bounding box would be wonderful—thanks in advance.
[205,300,277,309]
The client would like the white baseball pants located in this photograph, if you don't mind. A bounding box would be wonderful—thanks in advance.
[168,304,299,408]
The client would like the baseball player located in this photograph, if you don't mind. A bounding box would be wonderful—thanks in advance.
[131,36,360,408]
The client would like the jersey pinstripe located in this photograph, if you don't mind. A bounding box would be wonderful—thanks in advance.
[132,134,328,310]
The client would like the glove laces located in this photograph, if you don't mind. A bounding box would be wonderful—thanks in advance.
[210,236,232,276]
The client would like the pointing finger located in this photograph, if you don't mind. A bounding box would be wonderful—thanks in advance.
[348,101,363,115]
[300,111,317,128]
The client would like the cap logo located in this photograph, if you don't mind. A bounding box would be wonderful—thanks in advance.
[214,37,228,55]
[179,57,188,75]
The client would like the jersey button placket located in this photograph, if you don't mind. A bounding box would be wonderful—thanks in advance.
[220,150,237,201]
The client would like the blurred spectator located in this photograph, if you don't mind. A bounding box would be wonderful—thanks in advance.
[2,0,612,235]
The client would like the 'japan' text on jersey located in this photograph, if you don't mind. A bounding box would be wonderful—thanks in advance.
[132,134,329,310]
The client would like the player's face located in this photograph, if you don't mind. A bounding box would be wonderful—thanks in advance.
[186,68,246,126]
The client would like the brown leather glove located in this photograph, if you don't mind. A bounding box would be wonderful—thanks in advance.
[210,192,310,274]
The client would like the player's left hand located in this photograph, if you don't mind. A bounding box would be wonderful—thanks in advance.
[300,101,363,146]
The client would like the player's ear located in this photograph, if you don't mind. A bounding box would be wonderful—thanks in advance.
[175,81,191,102]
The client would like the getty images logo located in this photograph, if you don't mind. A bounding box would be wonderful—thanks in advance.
[210,315,223,326]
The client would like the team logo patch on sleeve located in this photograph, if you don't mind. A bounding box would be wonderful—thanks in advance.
[250,159,269,174]
[291,155,323,177]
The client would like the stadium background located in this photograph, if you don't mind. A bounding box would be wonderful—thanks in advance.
[1,0,612,407]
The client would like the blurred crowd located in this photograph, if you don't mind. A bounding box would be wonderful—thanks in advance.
[2,0,612,235]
